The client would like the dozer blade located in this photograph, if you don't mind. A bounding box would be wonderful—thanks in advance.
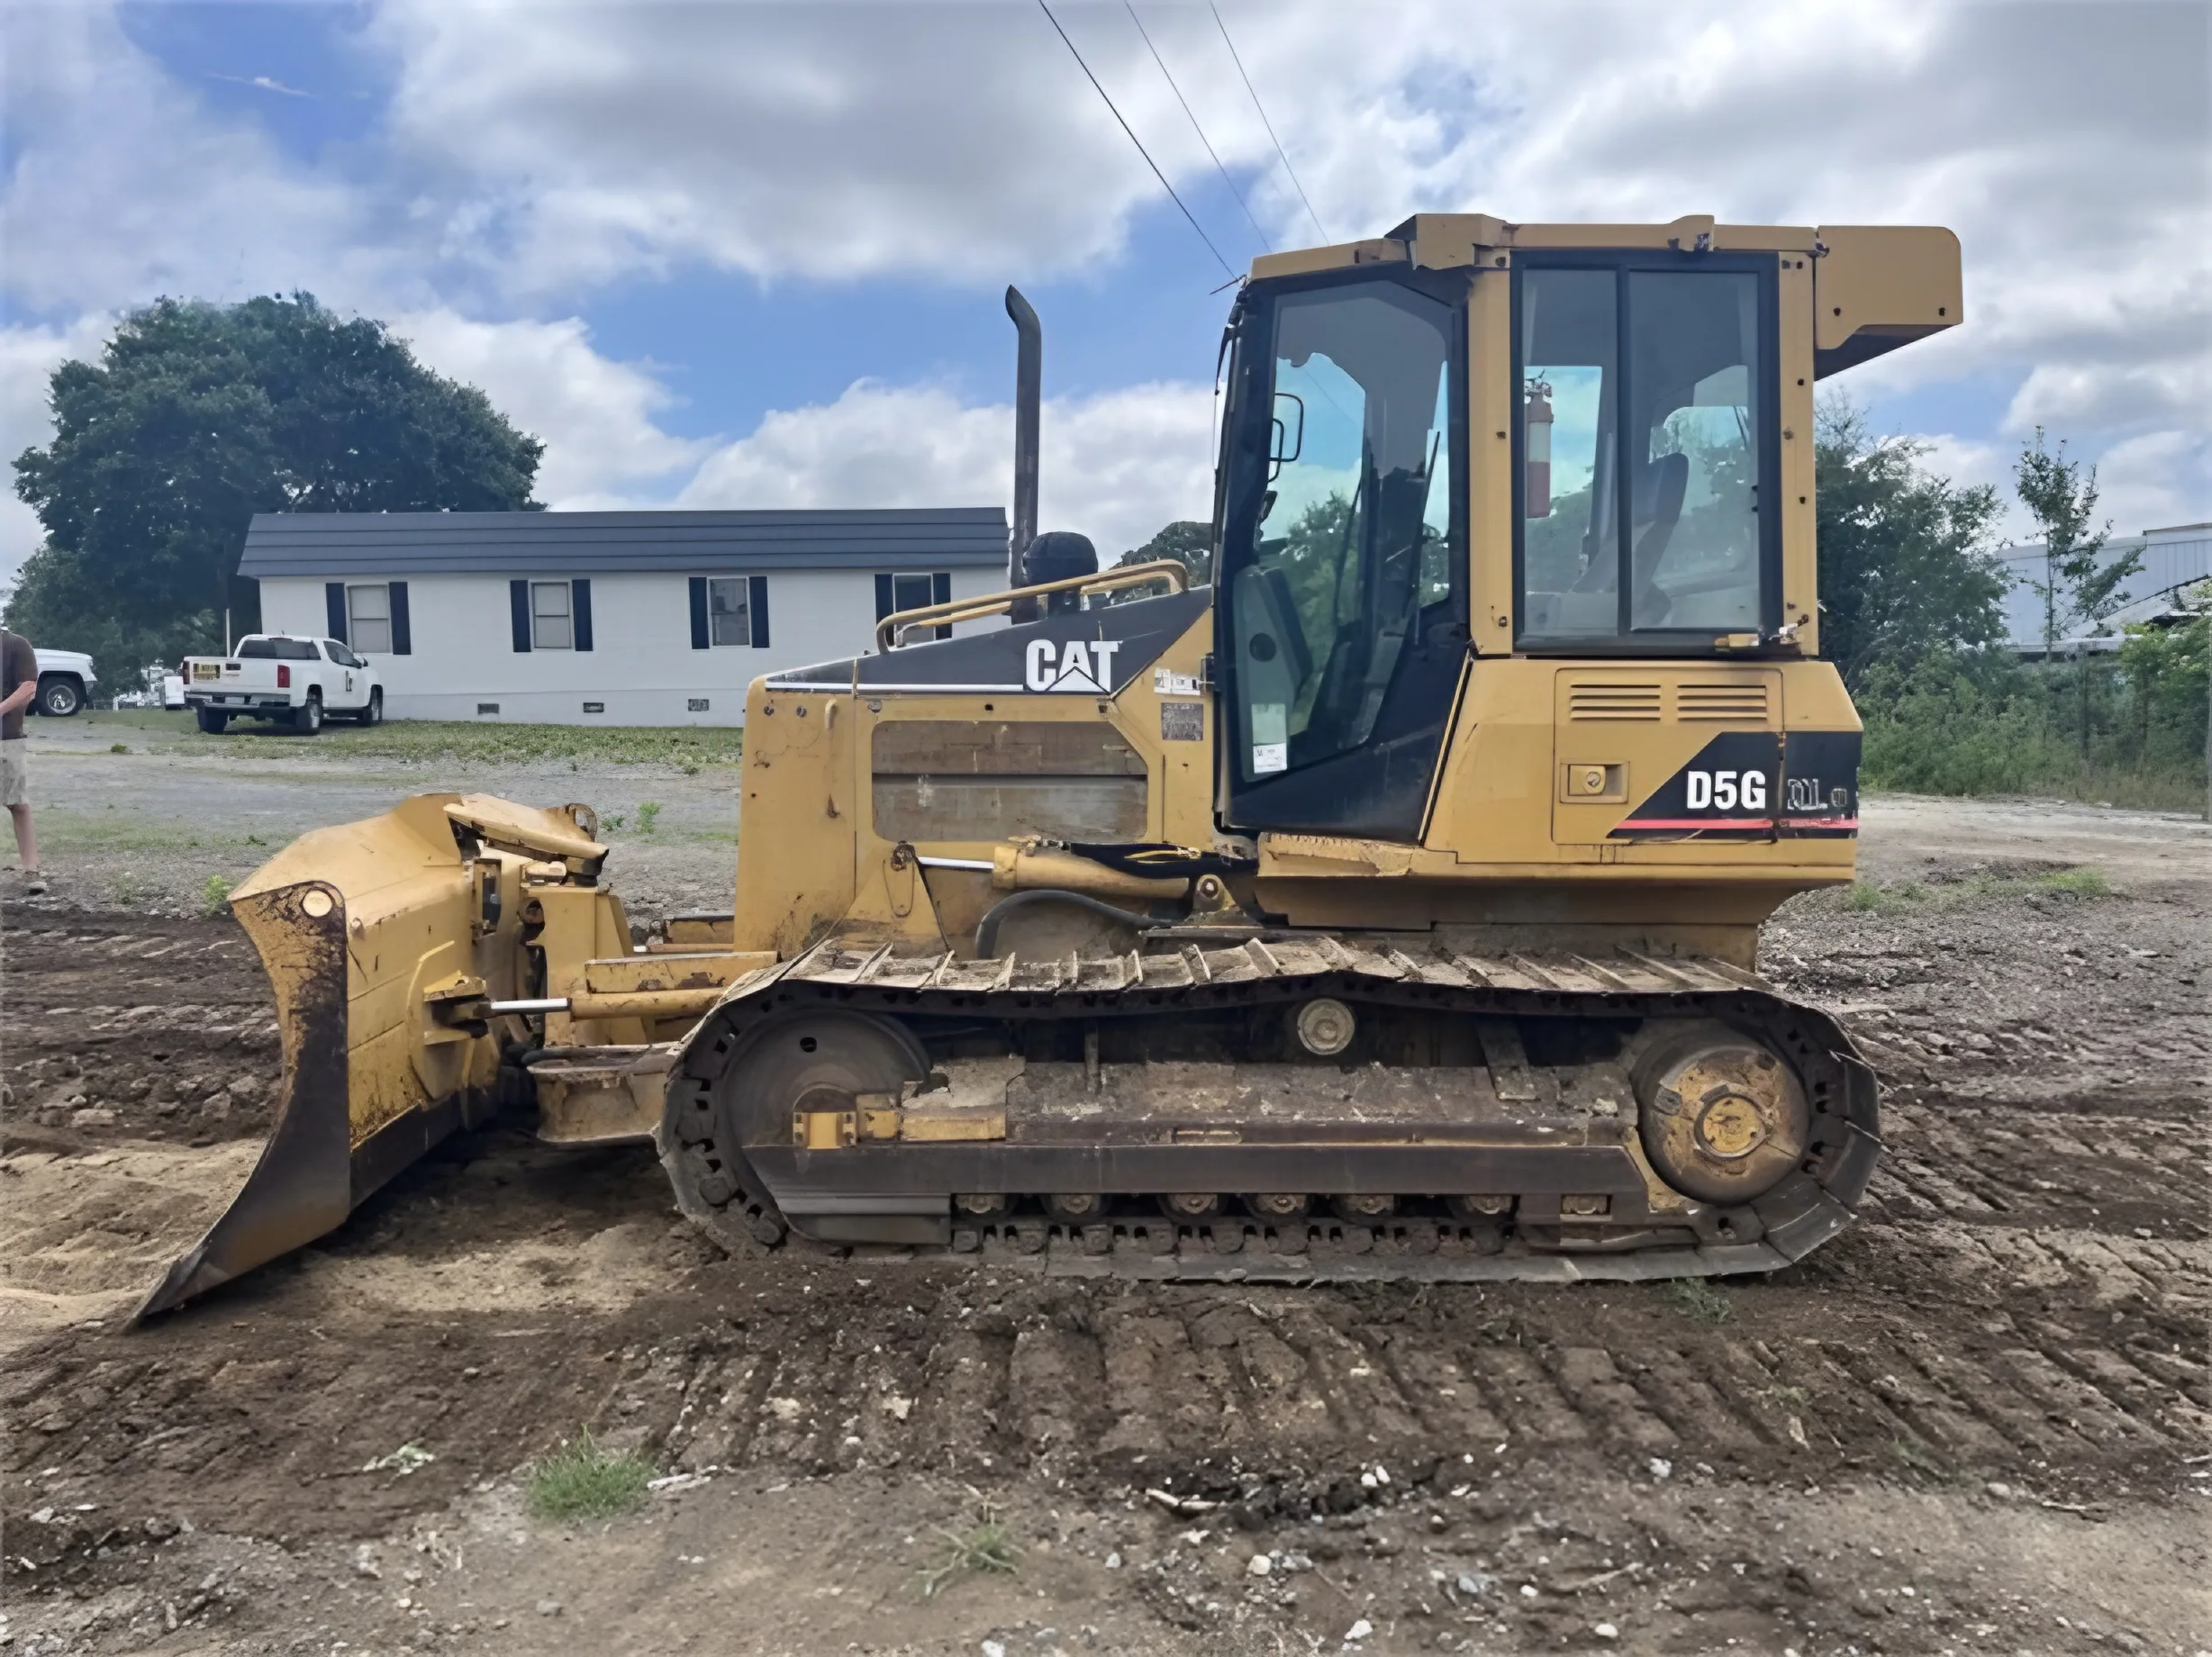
[134,794,571,1318]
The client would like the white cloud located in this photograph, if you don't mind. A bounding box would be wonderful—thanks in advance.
[389,311,711,504]
[368,0,1246,292]
[677,377,1216,559]
[0,316,119,586]
[0,6,392,315]
[354,0,2205,528]
[3,0,2204,547]
[2090,430,2212,539]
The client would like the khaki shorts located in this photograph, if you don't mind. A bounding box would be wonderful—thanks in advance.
[0,738,26,808]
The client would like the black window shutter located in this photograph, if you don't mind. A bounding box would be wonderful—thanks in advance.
[875,573,894,620]
[748,575,769,647]
[389,582,412,655]
[510,580,531,652]
[688,577,709,649]
[931,571,952,639]
[325,583,348,644]
[571,578,594,652]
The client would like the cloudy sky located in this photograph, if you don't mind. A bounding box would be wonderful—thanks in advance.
[3,1,2206,586]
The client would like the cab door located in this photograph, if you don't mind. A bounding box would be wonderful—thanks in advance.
[322,641,363,710]
[1216,267,1471,839]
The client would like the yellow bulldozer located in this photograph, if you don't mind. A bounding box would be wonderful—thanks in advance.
[141,213,1961,1315]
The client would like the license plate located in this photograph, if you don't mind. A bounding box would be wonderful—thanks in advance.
[192,664,219,682]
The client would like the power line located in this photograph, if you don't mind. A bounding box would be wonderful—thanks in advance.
[1038,0,1236,279]
[1123,2,1271,256]
[1210,3,1328,245]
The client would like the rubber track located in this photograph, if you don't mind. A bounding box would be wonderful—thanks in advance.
[661,937,1883,1281]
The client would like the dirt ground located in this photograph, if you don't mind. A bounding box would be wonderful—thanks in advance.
[2,737,2207,1655]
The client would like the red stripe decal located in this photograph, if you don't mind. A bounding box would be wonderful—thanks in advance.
[1618,818,1775,830]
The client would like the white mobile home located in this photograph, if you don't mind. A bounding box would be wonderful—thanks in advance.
[239,508,1011,725]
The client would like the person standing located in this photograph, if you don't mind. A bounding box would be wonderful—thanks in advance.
[0,626,44,896]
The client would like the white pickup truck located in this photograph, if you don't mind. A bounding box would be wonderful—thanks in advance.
[30,647,97,717]
[181,635,383,734]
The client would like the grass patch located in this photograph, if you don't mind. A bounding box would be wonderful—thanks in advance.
[200,874,234,916]
[635,801,663,834]
[2036,865,2110,897]
[67,708,746,770]
[526,1431,656,1521]
[1667,1277,1732,1324]
[1844,879,1925,915]
[1836,864,2112,916]
[920,1497,1022,1598]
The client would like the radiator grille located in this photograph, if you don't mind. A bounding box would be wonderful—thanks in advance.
[1674,682,1772,721]
[1566,683,1664,721]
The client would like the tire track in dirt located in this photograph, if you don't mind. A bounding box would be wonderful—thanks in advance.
[4,907,2207,1562]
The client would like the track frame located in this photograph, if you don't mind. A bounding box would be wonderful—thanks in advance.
[659,937,1881,1281]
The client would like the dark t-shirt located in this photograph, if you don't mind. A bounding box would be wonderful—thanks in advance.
[1,631,34,740]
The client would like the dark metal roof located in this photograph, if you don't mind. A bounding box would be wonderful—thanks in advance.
[237,508,1011,577]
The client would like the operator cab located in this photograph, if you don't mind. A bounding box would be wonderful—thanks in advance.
[1210,214,1961,842]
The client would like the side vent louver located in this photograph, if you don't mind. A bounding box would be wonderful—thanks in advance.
[1567,683,1663,721]
[1675,682,1772,721]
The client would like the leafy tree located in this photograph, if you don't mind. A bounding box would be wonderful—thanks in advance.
[1117,519,1214,584]
[2014,428,2142,756]
[9,293,543,675]
[1812,397,2007,691]
[2015,428,2137,650]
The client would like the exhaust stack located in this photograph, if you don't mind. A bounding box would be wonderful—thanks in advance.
[1005,285,1041,620]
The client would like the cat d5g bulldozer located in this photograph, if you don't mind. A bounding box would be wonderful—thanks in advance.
[140,213,1961,1316]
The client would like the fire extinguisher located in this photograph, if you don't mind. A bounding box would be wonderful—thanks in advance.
[1525,377,1554,519]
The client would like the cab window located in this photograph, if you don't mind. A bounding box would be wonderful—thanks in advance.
[1516,253,1778,647]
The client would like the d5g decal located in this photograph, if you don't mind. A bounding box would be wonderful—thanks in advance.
[1610,729,1862,841]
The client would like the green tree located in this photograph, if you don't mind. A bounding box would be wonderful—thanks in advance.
[2014,427,2142,757]
[2015,428,2137,651]
[9,293,543,675]
[1813,397,2008,691]
[1117,519,1215,584]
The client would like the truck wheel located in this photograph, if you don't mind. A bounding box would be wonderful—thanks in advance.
[355,688,383,726]
[195,708,230,734]
[36,676,82,718]
[293,693,322,735]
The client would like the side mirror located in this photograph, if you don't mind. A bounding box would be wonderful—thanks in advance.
[1268,392,1304,480]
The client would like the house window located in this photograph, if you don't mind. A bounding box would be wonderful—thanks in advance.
[708,578,751,647]
[347,585,391,655]
[531,580,573,649]
[875,571,955,640]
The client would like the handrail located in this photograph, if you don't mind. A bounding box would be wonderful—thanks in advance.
[874,559,1192,652]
